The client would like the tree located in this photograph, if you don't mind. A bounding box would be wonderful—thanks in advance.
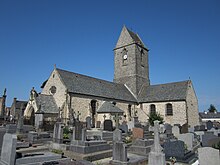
[208,104,217,113]
[147,112,164,126]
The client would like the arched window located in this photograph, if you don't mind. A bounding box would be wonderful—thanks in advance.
[150,104,156,114]
[166,103,173,116]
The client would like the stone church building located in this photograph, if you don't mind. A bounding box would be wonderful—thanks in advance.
[24,26,199,128]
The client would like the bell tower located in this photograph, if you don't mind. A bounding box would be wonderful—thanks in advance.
[113,26,150,97]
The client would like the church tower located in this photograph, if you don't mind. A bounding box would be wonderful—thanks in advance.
[114,26,150,97]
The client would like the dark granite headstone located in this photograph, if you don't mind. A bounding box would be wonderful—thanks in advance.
[96,121,101,128]
[119,121,128,133]
[164,140,185,158]
[74,121,83,140]
[200,125,206,131]
[86,116,91,129]
[181,123,188,134]
[104,120,113,131]
[206,121,213,130]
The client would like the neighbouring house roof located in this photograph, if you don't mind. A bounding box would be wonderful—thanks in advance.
[56,68,137,103]
[199,112,220,119]
[138,80,189,103]
[97,101,124,114]
[35,94,58,114]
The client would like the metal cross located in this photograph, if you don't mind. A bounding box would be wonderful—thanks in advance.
[103,114,106,120]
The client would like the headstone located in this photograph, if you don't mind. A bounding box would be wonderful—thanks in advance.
[178,133,194,151]
[0,130,17,165]
[164,124,173,138]
[119,121,128,133]
[200,125,206,131]
[113,129,122,142]
[96,121,101,128]
[5,124,16,134]
[113,113,121,129]
[72,121,83,141]
[148,120,165,165]
[111,142,128,163]
[180,123,188,134]
[198,147,220,165]
[206,121,213,130]
[172,125,180,138]
[163,140,196,163]
[104,120,113,131]
[86,116,92,129]
[17,104,24,133]
[132,127,144,140]
[53,122,64,144]
[188,127,194,133]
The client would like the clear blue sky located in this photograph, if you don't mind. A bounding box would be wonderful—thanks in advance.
[0,0,220,112]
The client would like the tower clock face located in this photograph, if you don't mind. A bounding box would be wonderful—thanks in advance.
[123,54,128,60]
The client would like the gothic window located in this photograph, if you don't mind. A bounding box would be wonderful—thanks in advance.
[150,104,156,114]
[122,48,128,65]
[128,104,132,120]
[166,103,173,116]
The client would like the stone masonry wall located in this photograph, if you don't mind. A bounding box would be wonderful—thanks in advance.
[137,101,187,126]
[186,81,200,127]
[41,69,66,108]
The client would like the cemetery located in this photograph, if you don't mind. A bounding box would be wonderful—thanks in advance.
[0,104,220,165]
[0,26,219,164]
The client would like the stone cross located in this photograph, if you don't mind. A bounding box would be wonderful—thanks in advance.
[103,114,106,120]
[153,120,161,152]
[113,113,121,129]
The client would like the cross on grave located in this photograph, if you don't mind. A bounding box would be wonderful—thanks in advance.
[103,114,106,120]
[77,111,81,120]
[113,113,121,129]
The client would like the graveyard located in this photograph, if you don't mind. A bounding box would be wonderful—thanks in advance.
[0,106,220,165]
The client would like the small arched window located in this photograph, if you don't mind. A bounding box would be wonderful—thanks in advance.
[150,104,156,114]
[166,103,173,116]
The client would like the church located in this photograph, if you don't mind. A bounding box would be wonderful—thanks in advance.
[24,26,200,128]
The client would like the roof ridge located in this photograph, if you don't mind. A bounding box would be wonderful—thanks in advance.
[149,80,190,87]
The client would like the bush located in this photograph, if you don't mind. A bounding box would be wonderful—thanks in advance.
[147,112,164,126]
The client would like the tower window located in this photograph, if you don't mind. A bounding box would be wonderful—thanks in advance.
[122,48,128,65]
[166,103,173,116]
[150,104,156,114]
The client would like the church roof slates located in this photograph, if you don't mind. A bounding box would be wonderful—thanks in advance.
[97,101,124,114]
[35,94,59,113]
[56,68,137,102]
[138,81,189,103]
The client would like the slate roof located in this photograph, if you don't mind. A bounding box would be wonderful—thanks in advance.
[126,28,145,46]
[35,94,58,114]
[138,81,189,103]
[15,101,28,109]
[97,101,124,114]
[56,68,137,102]
[199,112,220,119]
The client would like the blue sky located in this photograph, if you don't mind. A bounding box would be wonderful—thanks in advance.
[0,0,220,111]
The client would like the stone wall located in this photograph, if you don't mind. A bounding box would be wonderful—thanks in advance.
[138,101,187,126]
[41,69,66,108]
[186,81,200,127]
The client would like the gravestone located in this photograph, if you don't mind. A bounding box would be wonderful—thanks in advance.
[0,126,17,165]
[72,121,83,141]
[96,121,101,128]
[53,122,64,144]
[172,125,180,138]
[17,104,24,134]
[198,147,220,165]
[104,120,113,131]
[132,127,144,140]
[148,120,165,165]
[111,141,128,164]
[200,125,206,131]
[178,133,194,151]
[119,121,128,133]
[164,140,196,163]
[206,121,213,130]
[86,116,91,129]
[181,123,188,133]
[164,124,173,139]
[113,128,122,142]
